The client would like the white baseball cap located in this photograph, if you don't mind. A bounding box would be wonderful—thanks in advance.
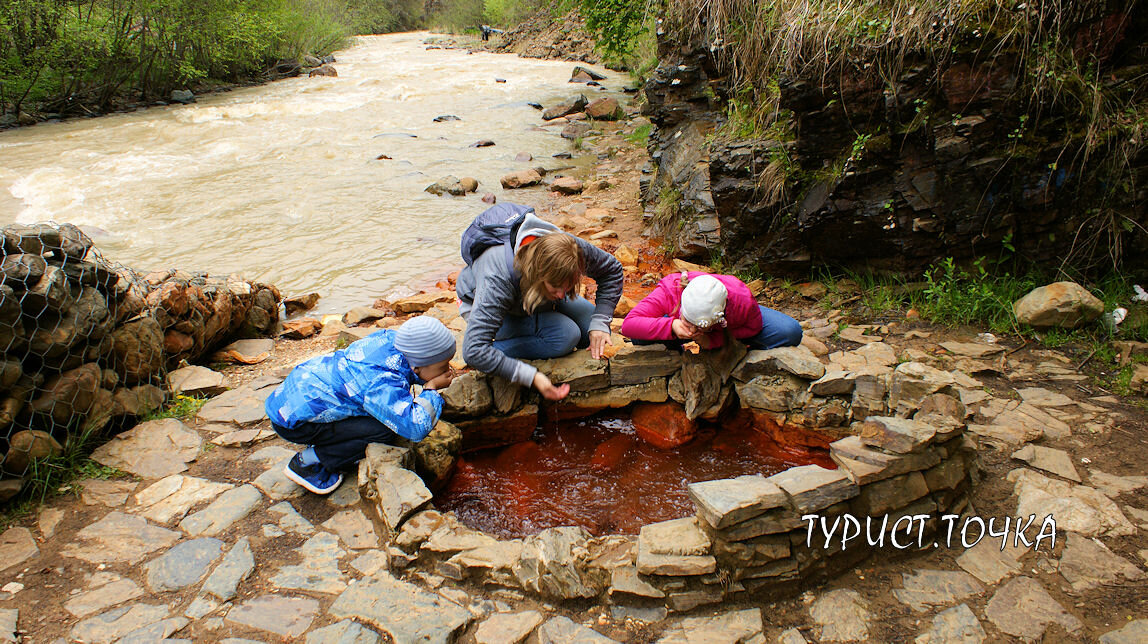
[680,274,728,328]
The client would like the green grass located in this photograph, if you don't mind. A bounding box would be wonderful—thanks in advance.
[144,395,208,422]
[625,123,652,146]
[0,428,130,532]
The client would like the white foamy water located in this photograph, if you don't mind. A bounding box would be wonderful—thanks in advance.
[0,32,622,313]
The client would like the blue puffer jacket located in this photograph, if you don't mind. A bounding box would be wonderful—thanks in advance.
[264,329,443,442]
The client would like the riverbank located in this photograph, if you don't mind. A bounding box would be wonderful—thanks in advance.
[3,69,1148,642]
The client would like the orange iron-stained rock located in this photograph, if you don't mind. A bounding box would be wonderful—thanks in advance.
[631,401,696,449]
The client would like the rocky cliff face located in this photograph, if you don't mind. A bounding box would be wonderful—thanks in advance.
[642,8,1148,277]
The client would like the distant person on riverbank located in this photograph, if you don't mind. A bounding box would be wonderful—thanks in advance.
[457,203,623,401]
[264,316,456,494]
[621,272,802,351]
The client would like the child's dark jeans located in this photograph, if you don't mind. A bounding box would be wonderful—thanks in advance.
[272,416,399,471]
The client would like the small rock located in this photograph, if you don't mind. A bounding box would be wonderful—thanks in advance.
[168,365,229,396]
[500,169,543,189]
[0,527,39,574]
[1014,282,1104,328]
[1100,620,1148,644]
[283,292,321,315]
[145,538,223,592]
[474,610,543,644]
[893,569,983,612]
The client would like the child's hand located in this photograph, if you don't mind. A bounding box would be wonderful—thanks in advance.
[671,318,699,340]
[423,370,455,390]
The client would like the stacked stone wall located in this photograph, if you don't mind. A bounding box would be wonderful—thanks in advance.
[358,338,982,610]
[0,222,280,500]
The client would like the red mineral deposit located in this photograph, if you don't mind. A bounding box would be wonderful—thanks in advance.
[590,434,636,470]
[631,401,696,449]
[436,412,830,538]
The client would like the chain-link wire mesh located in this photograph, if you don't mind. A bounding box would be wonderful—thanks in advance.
[0,222,281,503]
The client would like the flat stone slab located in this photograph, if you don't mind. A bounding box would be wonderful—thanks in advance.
[687,475,787,529]
[248,445,296,464]
[1016,386,1074,407]
[306,619,381,644]
[859,416,937,453]
[212,428,276,447]
[63,512,180,564]
[984,576,1081,640]
[270,532,347,594]
[733,346,825,380]
[216,338,274,362]
[203,537,254,601]
[226,594,319,638]
[1009,469,1135,537]
[252,458,306,500]
[769,465,858,513]
[132,475,233,524]
[1089,469,1148,497]
[0,609,16,643]
[1011,445,1081,482]
[474,611,544,644]
[329,571,472,644]
[1100,620,1148,644]
[179,484,263,536]
[1058,533,1144,591]
[914,604,986,644]
[116,616,188,643]
[893,569,984,612]
[536,616,618,643]
[810,589,869,642]
[368,464,433,530]
[269,501,315,534]
[975,399,1070,442]
[323,509,378,549]
[0,527,39,573]
[655,609,763,644]
[197,378,279,426]
[145,537,223,592]
[64,574,144,618]
[91,418,201,478]
[940,341,1004,358]
[955,540,1023,585]
[168,365,229,396]
[80,479,138,506]
[638,517,711,556]
[69,603,171,644]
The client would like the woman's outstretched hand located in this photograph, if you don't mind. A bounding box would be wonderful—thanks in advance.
[533,372,571,401]
[588,330,611,360]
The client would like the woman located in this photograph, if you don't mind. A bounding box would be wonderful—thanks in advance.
[457,211,623,400]
[621,272,802,350]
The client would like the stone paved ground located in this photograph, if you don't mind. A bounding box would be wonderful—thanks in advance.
[2,315,1146,643]
[2,118,1147,644]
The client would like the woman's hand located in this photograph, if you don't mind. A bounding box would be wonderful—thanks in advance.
[671,318,699,340]
[533,372,571,401]
[588,330,611,360]
[423,370,455,390]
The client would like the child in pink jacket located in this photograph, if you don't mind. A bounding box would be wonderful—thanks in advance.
[621,272,802,350]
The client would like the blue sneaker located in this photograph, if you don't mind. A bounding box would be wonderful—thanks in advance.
[284,452,344,495]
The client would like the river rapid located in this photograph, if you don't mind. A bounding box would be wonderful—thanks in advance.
[0,32,623,314]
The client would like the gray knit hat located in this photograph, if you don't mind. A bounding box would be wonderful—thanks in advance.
[394,316,456,367]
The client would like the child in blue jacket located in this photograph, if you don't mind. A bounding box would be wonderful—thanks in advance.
[265,316,456,494]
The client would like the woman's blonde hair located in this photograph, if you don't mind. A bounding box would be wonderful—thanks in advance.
[516,233,585,314]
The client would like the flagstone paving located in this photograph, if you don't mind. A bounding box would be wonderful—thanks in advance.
[1,331,1146,643]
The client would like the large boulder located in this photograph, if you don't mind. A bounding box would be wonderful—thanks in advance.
[2,430,62,475]
[584,97,622,120]
[500,170,543,189]
[542,95,588,121]
[1014,282,1104,328]
[109,316,165,385]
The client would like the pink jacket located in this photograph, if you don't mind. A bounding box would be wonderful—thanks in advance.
[621,272,762,349]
